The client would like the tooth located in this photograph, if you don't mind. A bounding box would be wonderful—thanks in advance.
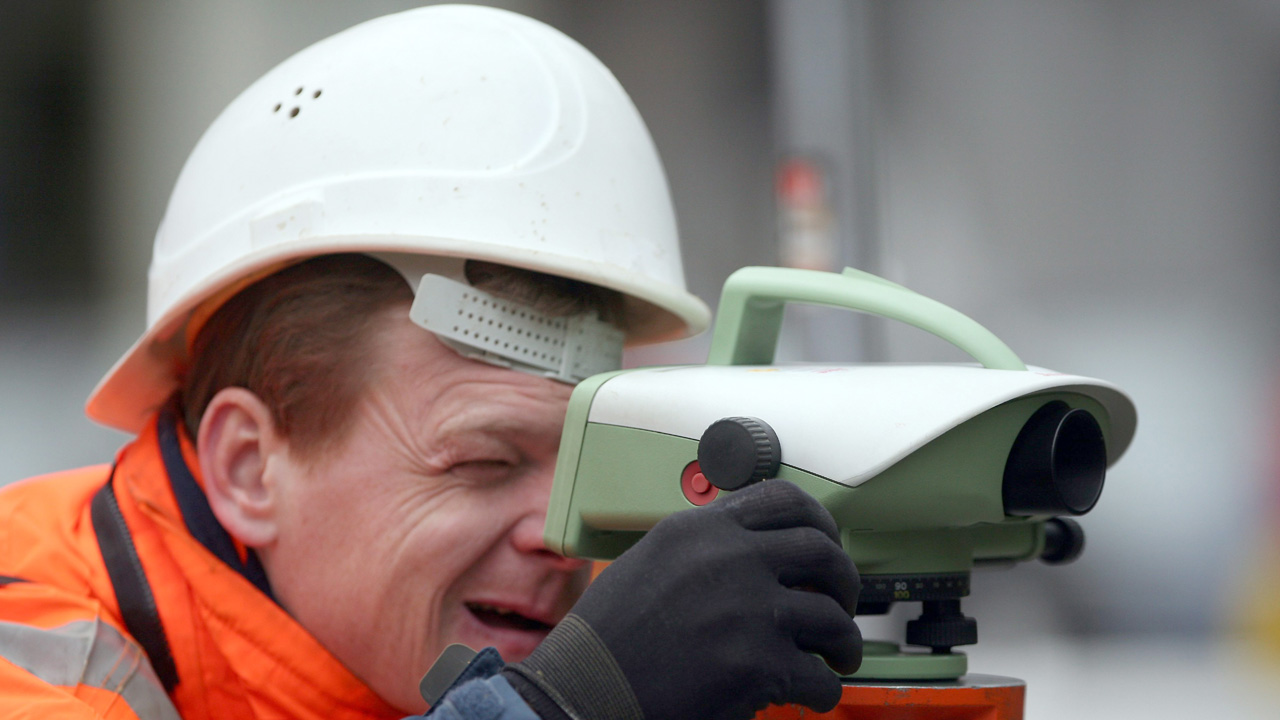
[472,603,515,616]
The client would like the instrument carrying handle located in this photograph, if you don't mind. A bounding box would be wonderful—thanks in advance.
[705,266,1026,370]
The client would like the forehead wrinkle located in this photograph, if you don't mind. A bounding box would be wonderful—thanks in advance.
[362,315,572,456]
[357,374,568,478]
[353,381,456,475]
[428,377,568,447]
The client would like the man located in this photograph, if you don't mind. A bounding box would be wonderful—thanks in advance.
[0,6,861,719]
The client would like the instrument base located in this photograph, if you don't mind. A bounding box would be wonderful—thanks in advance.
[846,640,967,681]
[758,673,1026,720]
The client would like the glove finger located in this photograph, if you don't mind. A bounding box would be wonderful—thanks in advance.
[760,526,861,613]
[776,649,847,714]
[775,589,864,676]
[718,480,840,543]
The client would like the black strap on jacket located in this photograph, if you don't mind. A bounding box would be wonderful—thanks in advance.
[156,410,274,598]
[90,410,278,693]
[91,473,180,692]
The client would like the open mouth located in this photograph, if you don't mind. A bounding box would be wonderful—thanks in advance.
[465,602,554,633]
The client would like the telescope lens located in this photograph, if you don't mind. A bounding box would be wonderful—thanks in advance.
[1003,401,1107,516]
[1054,408,1106,512]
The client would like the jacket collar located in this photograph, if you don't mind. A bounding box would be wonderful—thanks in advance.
[114,412,403,720]
[154,408,274,599]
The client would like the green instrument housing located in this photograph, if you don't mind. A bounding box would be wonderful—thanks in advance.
[546,388,1109,573]
[542,266,1135,681]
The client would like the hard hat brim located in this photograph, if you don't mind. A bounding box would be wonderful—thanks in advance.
[86,238,711,434]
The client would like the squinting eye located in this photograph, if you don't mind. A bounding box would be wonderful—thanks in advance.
[450,460,515,485]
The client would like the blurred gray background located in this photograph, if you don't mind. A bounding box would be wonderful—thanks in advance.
[3,1,1280,716]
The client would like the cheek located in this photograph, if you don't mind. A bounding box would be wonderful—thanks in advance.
[270,485,511,637]
[272,451,550,616]
[377,488,524,585]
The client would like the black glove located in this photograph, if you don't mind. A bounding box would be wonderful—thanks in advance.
[504,479,861,720]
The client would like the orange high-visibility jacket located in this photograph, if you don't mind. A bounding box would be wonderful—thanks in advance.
[0,412,403,719]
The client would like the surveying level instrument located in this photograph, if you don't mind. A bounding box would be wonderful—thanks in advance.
[545,266,1137,718]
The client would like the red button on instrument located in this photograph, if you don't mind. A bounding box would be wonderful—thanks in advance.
[680,460,719,505]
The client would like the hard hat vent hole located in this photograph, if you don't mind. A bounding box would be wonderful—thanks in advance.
[273,87,322,117]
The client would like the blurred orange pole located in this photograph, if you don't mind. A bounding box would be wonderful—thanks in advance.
[1235,370,1280,658]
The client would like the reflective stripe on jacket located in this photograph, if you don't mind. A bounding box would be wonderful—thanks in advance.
[0,413,402,719]
[0,607,180,720]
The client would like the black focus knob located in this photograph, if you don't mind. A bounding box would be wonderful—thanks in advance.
[905,600,978,654]
[697,416,782,491]
[1040,517,1087,565]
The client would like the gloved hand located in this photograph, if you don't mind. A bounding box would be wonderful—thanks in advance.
[504,479,861,720]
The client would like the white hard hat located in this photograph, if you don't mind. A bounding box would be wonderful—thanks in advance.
[87,4,711,433]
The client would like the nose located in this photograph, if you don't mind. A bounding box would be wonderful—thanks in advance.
[510,466,589,572]
[511,513,589,571]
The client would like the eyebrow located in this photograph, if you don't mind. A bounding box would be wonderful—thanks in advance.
[431,407,564,449]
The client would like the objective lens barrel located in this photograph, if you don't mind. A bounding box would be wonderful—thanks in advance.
[1003,401,1107,516]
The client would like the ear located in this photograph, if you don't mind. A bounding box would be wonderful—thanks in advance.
[197,387,283,548]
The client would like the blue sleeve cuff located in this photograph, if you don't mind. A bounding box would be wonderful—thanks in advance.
[425,675,541,720]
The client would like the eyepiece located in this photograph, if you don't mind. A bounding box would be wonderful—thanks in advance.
[1003,401,1106,516]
